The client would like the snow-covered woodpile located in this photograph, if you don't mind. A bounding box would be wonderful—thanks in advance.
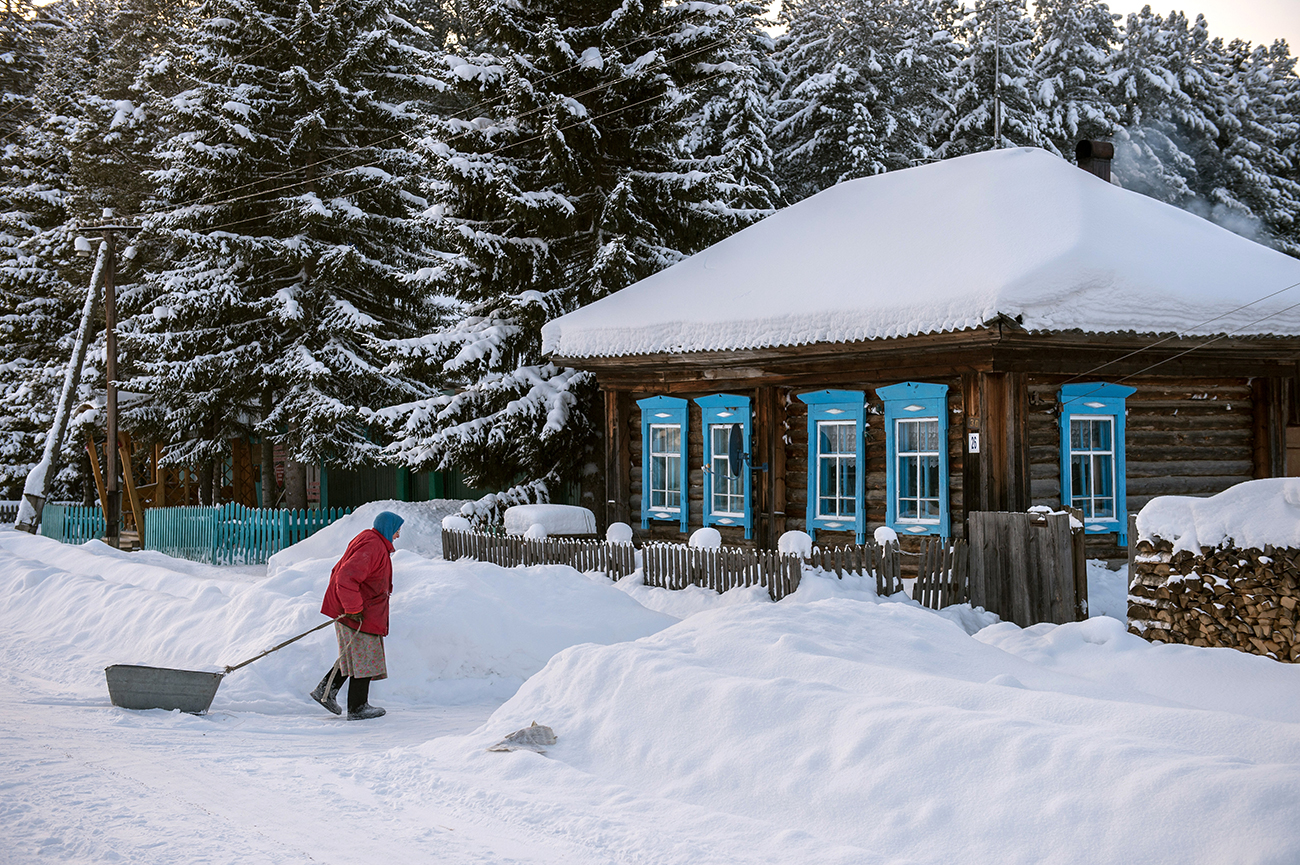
[1128,539,1299,662]
[1129,479,1300,662]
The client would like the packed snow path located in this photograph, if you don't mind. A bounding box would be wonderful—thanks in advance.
[3,511,1299,864]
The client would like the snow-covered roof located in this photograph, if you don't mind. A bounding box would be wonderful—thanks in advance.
[543,148,1300,359]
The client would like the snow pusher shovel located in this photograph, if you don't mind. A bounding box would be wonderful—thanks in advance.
[106,617,342,714]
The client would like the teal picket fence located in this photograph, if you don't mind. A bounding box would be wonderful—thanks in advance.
[39,503,106,544]
[144,504,353,565]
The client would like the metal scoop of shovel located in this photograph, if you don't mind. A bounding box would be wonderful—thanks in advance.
[105,617,341,714]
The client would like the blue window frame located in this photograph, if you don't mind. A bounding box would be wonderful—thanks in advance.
[1059,382,1135,545]
[694,394,753,539]
[879,382,950,538]
[797,390,866,543]
[637,395,689,532]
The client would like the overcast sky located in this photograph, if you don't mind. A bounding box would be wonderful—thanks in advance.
[1108,1,1299,50]
[761,3,1299,53]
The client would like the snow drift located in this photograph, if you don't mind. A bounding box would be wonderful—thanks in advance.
[425,592,1300,864]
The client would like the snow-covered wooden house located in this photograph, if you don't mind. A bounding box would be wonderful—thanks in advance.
[542,147,1300,558]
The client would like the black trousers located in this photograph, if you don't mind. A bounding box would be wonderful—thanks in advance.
[321,668,371,712]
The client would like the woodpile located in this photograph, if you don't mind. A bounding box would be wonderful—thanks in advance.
[1129,537,1300,662]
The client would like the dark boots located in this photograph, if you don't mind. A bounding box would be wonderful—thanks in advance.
[310,669,345,715]
[312,669,384,720]
[345,675,385,721]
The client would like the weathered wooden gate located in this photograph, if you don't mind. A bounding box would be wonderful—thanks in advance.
[967,511,1087,626]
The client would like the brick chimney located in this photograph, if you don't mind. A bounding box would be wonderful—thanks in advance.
[1075,140,1114,182]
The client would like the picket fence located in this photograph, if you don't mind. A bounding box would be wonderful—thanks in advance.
[442,528,969,607]
[642,543,805,600]
[0,501,19,526]
[144,504,352,565]
[911,537,970,610]
[441,529,637,579]
[39,503,106,544]
[808,541,903,596]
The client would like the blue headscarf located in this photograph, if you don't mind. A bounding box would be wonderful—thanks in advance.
[373,511,404,542]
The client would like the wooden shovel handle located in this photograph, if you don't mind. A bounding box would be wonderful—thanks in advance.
[223,617,342,674]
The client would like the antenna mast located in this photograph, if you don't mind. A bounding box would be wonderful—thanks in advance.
[993,0,1002,148]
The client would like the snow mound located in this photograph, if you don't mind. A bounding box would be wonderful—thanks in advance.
[0,532,675,712]
[427,597,1300,864]
[504,504,596,536]
[267,499,466,575]
[1136,478,1300,552]
[689,527,722,549]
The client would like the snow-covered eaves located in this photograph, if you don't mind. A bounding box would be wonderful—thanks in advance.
[542,148,1300,360]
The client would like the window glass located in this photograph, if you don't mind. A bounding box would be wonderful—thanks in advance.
[1069,416,1115,519]
[816,420,857,518]
[897,418,941,522]
[648,424,682,510]
[709,425,745,516]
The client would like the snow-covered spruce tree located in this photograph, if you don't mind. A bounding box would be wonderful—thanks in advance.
[938,0,1054,157]
[1031,0,1119,154]
[1207,38,1300,256]
[129,0,446,506]
[774,0,961,201]
[685,0,783,215]
[1106,8,1213,206]
[0,0,89,499]
[383,0,753,499]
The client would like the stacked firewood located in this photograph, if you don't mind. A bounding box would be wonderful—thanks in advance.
[1129,538,1300,663]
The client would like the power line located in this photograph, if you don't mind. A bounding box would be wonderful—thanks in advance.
[135,33,735,231]
[180,62,735,239]
[1059,278,1300,386]
[146,27,733,218]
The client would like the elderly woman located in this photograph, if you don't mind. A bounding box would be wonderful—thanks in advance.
[310,511,403,721]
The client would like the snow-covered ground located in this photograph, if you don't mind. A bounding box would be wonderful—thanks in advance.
[3,506,1298,864]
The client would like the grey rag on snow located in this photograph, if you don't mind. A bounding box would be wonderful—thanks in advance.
[487,722,557,754]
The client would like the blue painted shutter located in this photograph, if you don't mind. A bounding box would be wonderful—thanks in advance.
[1059,382,1135,546]
[879,382,950,538]
[694,394,753,539]
[637,395,690,533]
[796,390,867,543]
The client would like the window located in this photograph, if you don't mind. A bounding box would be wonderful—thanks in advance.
[879,382,949,537]
[817,421,857,519]
[695,394,753,538]
[637,396,689,531]
[1059,383,1134,545]
[797,390,866,543]
[1068,417,1115,519]
[896,418,942,522]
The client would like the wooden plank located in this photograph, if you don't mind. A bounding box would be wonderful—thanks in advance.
[119,442,146,544]
[86,434,108,522]
[605,390,631,532]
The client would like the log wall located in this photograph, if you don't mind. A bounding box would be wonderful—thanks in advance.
[1029,377,1257,560]
[627,378,966,551]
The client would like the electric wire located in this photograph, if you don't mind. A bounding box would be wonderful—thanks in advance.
[137,29,736,222]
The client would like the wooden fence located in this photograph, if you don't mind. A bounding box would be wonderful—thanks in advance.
[144,504,352,565]
[642,543,804,600]
[968,511,1085,626]
[0,501,19,526]
[38,503,106,544]
[911,537,970,611]
[441,529,637,580]
[808,541,903,596]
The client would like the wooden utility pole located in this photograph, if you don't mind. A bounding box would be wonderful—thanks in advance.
[103,223,121,545]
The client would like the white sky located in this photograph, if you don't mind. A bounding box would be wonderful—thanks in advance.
[1108,1,1300,50]
[762,2,1300,52]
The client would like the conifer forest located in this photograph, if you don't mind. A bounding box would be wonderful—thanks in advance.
[1,0,1297,507]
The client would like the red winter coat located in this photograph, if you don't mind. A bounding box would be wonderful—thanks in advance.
[320,528,394,636]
